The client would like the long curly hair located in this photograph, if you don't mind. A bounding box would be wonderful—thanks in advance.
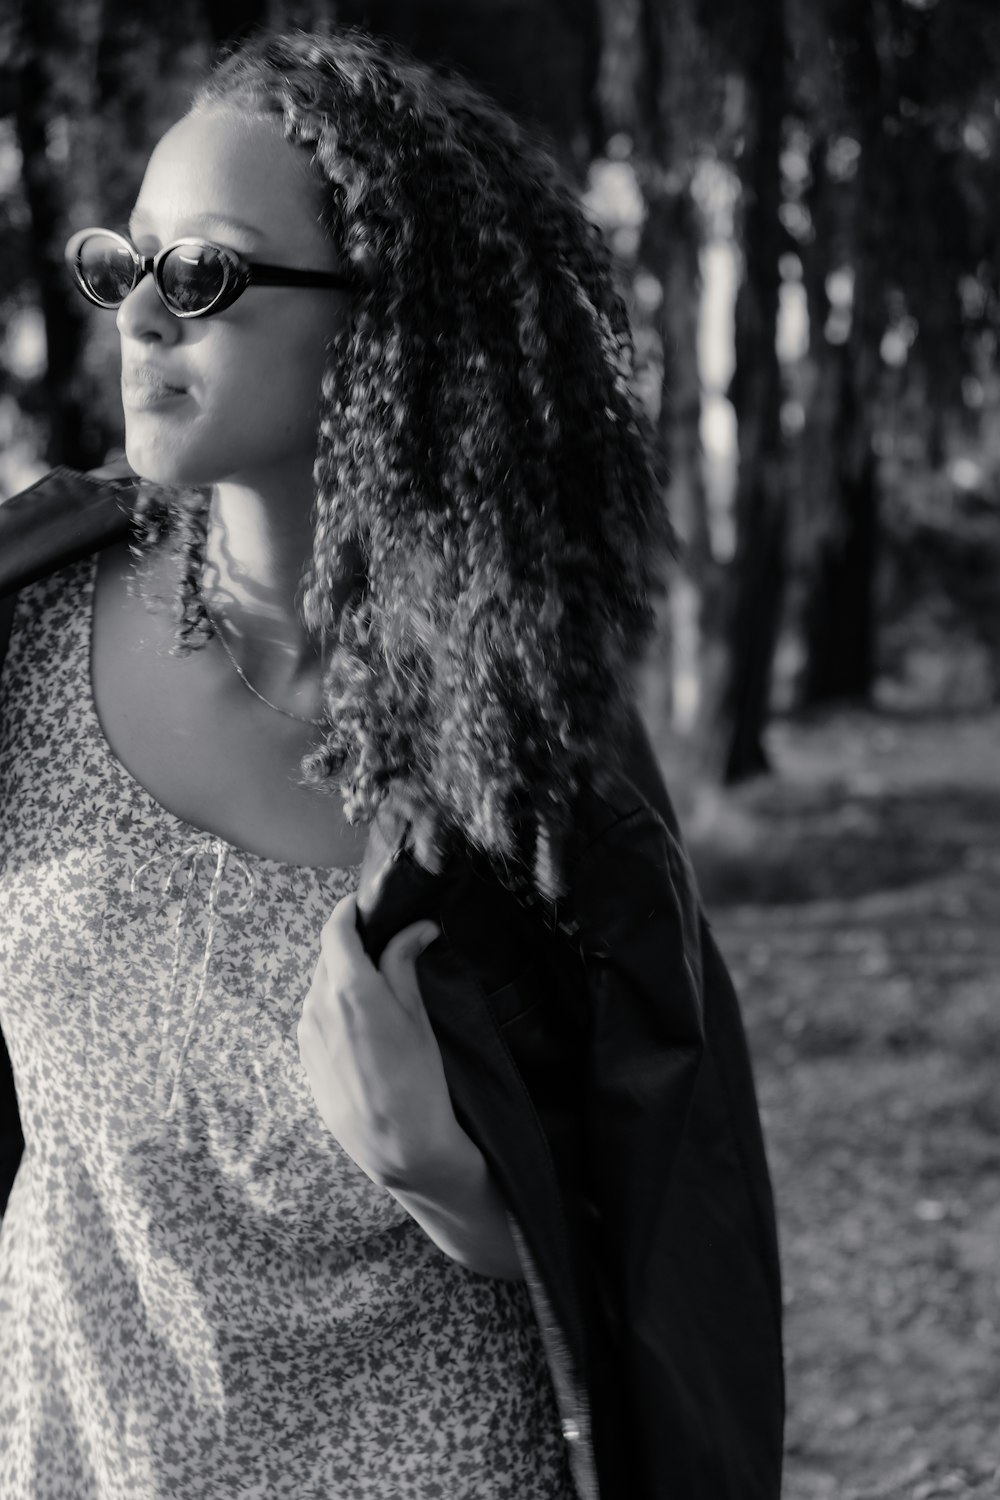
[131,27,672,905]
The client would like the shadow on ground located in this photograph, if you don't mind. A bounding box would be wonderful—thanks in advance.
[688,784,1000,908]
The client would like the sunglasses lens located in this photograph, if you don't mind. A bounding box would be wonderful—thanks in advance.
[159,242,230,314]
[76,234,137,306]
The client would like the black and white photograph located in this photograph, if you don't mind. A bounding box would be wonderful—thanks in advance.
[0,3,997,1497]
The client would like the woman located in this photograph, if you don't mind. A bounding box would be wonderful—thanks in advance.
[0,27,783,1500]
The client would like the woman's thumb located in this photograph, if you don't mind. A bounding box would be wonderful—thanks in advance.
[379,922,441,998]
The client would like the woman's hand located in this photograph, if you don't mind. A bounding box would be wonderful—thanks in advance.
[297,892,523,1279]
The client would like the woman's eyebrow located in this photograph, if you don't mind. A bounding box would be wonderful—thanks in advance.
[127,209,265,244]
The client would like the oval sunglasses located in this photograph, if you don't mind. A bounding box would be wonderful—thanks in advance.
[65,227,353,320]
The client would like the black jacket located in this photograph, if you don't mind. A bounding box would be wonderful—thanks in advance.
[354,741,784,1499]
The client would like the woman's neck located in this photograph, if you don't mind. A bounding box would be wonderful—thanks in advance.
[200,479,321,687]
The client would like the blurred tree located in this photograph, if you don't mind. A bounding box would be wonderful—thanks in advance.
[794,0,1000,707]
[612,0,714,568]
[202,0,268,46]
[12,0,104,469]
[597,0,717,735]
[796,0,885,706]
[714,2,789,780]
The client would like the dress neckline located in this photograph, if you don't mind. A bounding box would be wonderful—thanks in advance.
[82,550,359,879]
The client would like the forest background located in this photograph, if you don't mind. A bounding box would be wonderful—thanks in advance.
[2,1,1000,1496]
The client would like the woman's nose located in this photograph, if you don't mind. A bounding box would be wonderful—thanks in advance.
[115,272,180,343]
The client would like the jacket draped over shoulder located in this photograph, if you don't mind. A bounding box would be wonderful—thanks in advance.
[354,747,784,1500]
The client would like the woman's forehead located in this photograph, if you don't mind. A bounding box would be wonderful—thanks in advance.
[132,108,332,261]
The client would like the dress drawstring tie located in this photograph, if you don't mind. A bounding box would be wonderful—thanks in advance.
[130,839,257,1117]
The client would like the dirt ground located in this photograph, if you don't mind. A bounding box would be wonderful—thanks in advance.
[664,708,1000,1500]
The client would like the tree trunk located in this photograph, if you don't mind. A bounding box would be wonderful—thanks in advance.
[202,0,269,47]
[800,352,877,701]
[715,0,787,782]
[799,0,884,707]
[639,173,713,733]
[604,0,713,735]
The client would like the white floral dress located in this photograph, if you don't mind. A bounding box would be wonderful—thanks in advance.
[0,557,574,1500]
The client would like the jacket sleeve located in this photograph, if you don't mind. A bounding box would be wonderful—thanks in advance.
[566,801,706,1485]
[570,792,784,1500]
[572,801,705,1250]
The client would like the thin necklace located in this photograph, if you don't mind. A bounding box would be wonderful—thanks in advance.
[204,605,328,728]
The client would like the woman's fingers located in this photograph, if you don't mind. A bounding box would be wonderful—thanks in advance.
[297,892,454,1192]
[304,891,441,1061]
[318,890,440,1016]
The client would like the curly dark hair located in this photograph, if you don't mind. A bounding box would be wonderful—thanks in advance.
[130,26,672,904]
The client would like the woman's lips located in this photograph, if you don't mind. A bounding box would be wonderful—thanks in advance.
[121,369,188,410]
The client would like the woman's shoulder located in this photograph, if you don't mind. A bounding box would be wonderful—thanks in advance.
[0,464,133,604]
[559,736,705,985]
[0,459,132,683]
[0,552,102,711]
[568,707,687,870]
[570,768,701,915]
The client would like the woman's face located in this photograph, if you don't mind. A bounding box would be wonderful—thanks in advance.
[117,107,347,492]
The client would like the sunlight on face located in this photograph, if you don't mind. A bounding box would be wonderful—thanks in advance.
[117,108,348,494]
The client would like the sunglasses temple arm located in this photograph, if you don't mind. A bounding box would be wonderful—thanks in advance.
[246,264,353,290]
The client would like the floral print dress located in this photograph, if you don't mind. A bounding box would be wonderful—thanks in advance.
[0,557,574,1500]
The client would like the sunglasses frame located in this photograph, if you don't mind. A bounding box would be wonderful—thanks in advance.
[64,227,354,319]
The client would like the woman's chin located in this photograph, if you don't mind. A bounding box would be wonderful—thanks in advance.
[122,435,209,489]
